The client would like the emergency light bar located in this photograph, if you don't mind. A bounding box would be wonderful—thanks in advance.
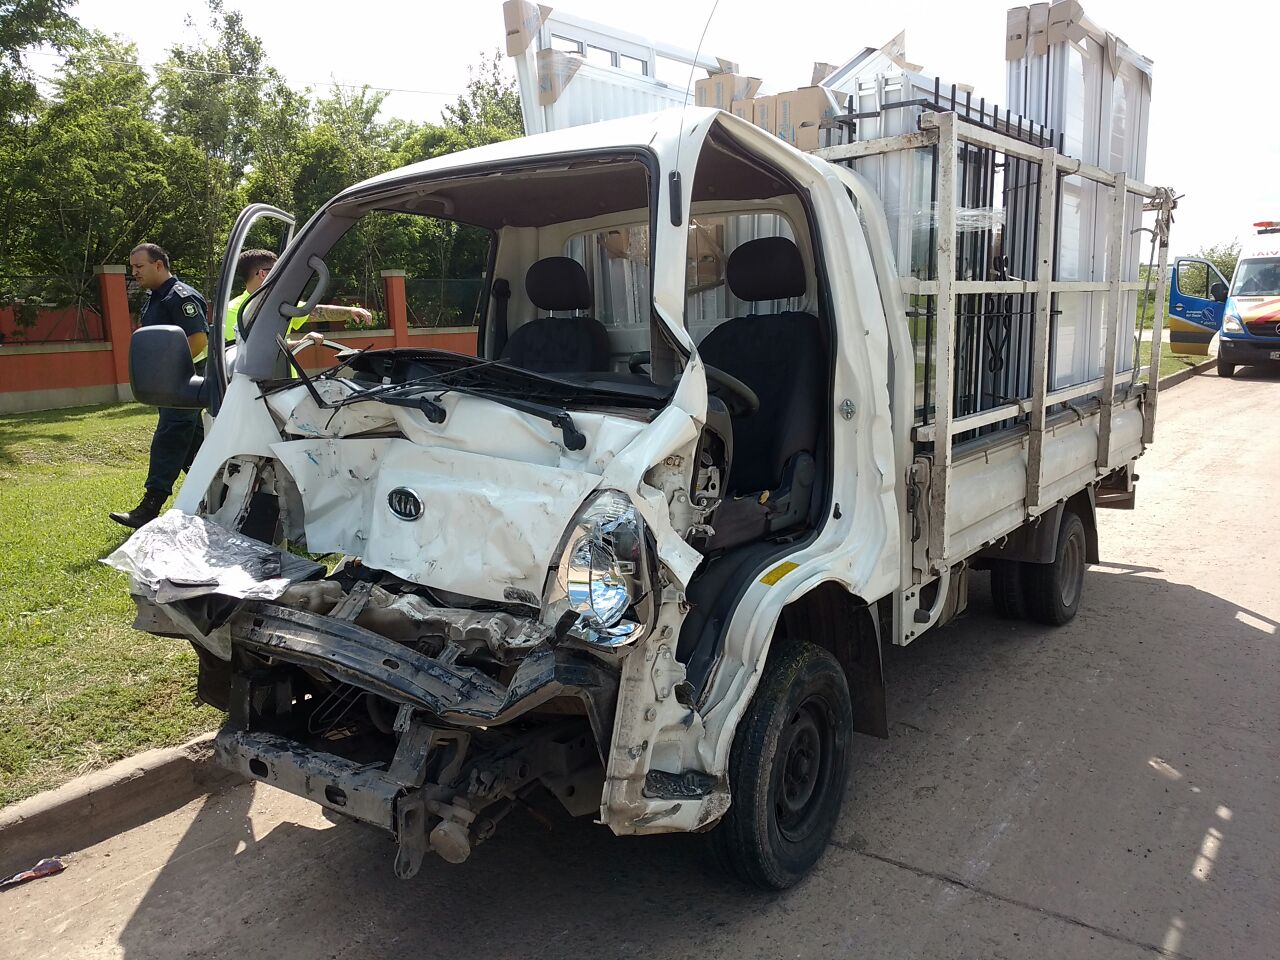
[1253,221,1280,234]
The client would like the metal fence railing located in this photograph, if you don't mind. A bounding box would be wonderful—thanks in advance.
[405,278,484,329]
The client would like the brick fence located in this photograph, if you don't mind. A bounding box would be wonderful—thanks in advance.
[0,267,477,416]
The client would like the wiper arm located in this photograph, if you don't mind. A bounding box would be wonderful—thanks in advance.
[439,384,587,451]
[273,336,447,423]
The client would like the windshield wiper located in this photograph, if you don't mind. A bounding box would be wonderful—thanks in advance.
[274,353,585,448]
[273,336,448,422]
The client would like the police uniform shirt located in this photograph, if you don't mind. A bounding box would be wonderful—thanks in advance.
[141,276,208,338]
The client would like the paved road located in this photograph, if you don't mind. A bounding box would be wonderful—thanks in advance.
[5,370,1277,960]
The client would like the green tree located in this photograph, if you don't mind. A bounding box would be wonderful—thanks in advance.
[5,35,206,310]
[0,0,79,122]
[440,51,523,145]
[1196,240,1240,285]
[155,0,301,284]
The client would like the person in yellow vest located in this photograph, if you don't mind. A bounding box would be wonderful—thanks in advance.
[227,249,373,360]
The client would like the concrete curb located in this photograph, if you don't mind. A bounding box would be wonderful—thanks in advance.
[1157,357,1214,390]
[0,732,241,876]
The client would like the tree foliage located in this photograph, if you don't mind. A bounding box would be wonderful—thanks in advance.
[1195,240,1241,284]
[0,0,79,121]
[1,0,524,330]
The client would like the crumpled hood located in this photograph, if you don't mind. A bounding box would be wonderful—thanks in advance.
[262,381,705,606]
[272,436,600,604]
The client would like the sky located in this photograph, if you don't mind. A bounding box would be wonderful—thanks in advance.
[65,0,1280,254]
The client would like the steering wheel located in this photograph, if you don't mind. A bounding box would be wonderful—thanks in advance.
[627,350,760,418]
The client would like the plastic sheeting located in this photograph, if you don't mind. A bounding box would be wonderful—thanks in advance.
[102,511,323,602]
[1006,2,1153,389]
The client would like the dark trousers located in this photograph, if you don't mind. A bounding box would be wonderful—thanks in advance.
[145,407,204,496]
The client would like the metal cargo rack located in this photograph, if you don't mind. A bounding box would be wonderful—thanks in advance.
[816,108,1175,576]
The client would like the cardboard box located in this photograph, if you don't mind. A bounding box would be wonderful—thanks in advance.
[729,99,754,122]
[775,86,838,152]
[751,94,777,135]
[694,72,762,111]
[686,218,726,291]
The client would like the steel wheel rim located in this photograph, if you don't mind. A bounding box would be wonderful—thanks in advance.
[775,698,833,841]
[1060,528,1084,608]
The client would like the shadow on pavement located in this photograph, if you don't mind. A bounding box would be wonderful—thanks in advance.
[115,566,1277,960]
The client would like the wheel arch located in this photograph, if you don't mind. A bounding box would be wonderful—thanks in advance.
[775,582,888,739]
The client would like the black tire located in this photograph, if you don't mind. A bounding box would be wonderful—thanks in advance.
[1217,360,1236,378]
[710,641,852,890]
[989,560,1028,620]
[1024,510,1087,626]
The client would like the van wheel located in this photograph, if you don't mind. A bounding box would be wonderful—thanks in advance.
[1025,510,1087,626]
[709,641,852,890]
[1217,360,1236,378]
[989,560,1028,619]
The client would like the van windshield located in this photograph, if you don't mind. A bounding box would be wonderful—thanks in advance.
[1230,257,1280,297]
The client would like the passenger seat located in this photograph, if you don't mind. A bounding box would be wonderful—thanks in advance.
[499,257,610,374]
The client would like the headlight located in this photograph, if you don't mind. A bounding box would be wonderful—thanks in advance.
[547,490,649,646]
[1223,311,1245,334]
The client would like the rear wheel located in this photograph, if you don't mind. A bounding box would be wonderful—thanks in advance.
[1025,510,1087,626]
[989,560,1028,620]
[710,641,852,890]
[1217,360,1236,378]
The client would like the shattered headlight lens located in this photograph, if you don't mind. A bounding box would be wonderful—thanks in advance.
[548,491,648,646]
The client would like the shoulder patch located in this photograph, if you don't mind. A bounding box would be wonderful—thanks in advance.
[182,301,198,317]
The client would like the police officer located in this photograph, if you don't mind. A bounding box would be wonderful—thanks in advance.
[109,243,209,529]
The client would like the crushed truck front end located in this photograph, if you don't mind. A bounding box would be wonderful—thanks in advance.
[110,108,901,881]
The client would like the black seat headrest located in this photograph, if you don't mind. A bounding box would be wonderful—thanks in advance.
[726,237,806,302]
[525,257,592,312]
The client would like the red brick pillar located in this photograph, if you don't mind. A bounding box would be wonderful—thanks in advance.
[381,270,409,348]
[96,265,134,401]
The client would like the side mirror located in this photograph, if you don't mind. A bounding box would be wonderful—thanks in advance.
[129,325,209,409]
[1210,281,1228,303]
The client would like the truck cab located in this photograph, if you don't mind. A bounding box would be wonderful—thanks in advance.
[1216,222,1280,378]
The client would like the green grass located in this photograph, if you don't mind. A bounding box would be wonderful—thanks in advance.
[0,404,216,808]
[1137,340,1208,381]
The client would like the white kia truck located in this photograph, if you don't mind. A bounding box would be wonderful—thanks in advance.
[113,102,1175,889]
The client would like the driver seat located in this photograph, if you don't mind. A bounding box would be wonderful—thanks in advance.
[697,237,824,551]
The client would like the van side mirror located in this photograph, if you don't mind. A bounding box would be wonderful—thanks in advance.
[1210,281,1228,303]
[129,325,209,409]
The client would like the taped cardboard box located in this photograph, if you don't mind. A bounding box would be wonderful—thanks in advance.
[694,72,762,110]
[775,86,838,152]
[686,218,726,292]
[751,95,777,135]
[535,47,582,106]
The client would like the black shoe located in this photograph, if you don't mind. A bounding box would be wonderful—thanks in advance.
[109,491,167,529]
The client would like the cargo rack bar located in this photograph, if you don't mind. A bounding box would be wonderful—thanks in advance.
[815,110,1174,573]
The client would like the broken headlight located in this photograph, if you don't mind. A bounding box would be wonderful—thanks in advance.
[547,490,649,647]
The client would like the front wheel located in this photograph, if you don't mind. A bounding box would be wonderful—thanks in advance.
[710,642,852,890]
[1217,359,1236,378]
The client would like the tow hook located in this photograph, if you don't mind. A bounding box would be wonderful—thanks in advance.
[393,793,478,877]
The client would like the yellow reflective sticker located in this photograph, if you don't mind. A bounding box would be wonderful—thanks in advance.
[760,561,799,586]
